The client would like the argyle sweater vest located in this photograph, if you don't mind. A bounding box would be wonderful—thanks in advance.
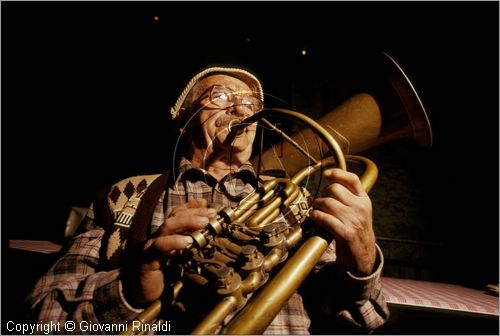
[98,171,171,270]
[96,169,310,270]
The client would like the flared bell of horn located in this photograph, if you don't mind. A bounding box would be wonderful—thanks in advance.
[251,52,433,177]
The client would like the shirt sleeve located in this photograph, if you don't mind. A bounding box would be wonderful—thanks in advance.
[304,242,390,333]
[24,227,143,333]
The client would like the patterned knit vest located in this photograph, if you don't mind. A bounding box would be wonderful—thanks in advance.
[99,171,170,269]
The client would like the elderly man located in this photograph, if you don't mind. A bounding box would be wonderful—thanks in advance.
[25,66,389,334]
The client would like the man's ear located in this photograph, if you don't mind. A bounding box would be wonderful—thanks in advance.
[177,107,189,130]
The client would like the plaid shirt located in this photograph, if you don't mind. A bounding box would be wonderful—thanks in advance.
[25,158,389,334]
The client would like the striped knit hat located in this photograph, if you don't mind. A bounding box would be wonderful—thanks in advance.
[170,67,264,120]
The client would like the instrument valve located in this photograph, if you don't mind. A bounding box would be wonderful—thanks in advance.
[191,229,208,248]
[207,217,223,235]
[261,222,287,249]
[239,244,264,273]
[214,265,241,295]
[219,206,236,224]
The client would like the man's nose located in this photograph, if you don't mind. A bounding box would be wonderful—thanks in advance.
[226,103,248,117]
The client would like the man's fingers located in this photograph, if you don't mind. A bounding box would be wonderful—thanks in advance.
[321,182,357,206]
[312,197,351,227]
[158,212,211,236]
[322,168,365,196]
[186,198,208,209]
[153,234,193,253]
[160,204,217,236]
[169,199,216,217]
[140,235,193,271]
[169,206,217,220]
[309,208,346,240]
[168,199,210,216]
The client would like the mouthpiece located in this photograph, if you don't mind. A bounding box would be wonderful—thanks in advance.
[228,118,245,134]
[227,113,260,134]
[226,113,262,141]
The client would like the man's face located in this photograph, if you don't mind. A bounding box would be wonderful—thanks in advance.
[186,74,260,159]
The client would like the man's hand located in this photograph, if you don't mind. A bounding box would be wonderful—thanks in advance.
[122,199,216,306]
[309,168,376,276]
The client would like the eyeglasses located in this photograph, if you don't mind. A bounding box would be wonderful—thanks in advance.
[196,85,263,114]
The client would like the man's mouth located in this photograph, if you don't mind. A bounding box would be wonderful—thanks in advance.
[230,122,249,139]
[217,117,247,138]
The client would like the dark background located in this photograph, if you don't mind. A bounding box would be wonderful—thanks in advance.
[2,1,499,330]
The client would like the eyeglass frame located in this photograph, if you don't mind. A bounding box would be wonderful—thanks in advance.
[191,85,264,114]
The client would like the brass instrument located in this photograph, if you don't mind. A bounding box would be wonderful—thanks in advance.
[254,52,432,177]
[123,52,432,335]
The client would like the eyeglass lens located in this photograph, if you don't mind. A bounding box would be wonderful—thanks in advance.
[210,86,262,113]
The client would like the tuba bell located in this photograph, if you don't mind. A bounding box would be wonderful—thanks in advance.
[123,52,432,335]
[252,52,432,178]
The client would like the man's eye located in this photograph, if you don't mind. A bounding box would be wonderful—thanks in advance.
[241,98,252,106]
[213,92,231,105]
[218,93,230,101]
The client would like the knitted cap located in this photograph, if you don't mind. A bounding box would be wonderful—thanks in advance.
[170,67,264,120]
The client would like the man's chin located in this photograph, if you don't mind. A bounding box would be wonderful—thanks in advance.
[217,132,246,145]
[214,135,251,153]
